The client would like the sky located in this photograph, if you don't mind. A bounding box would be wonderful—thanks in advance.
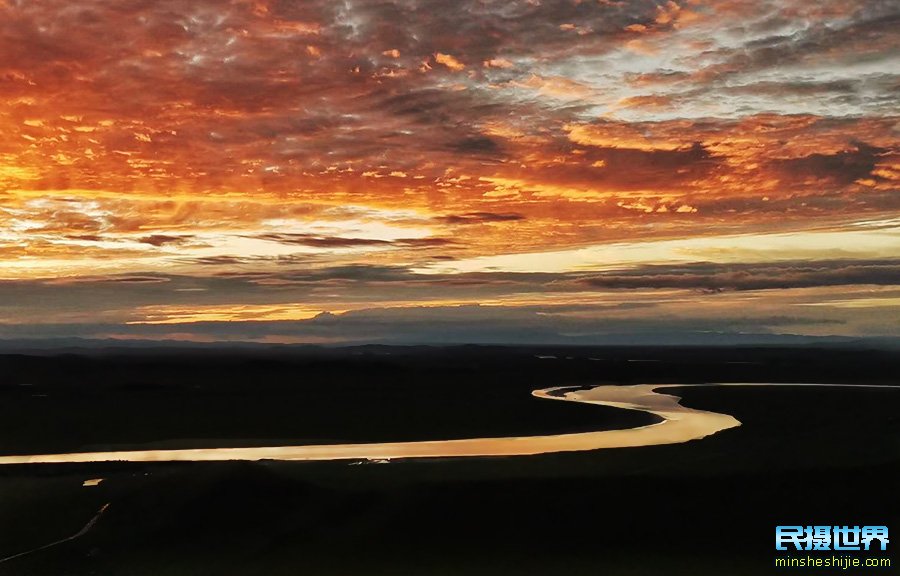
[0,0,898,345]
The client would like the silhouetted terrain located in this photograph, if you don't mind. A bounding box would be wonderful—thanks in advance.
[0,345,898,575]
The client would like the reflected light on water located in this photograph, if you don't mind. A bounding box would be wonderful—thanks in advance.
[0,384,740,464]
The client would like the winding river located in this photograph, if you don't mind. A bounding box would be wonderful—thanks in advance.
[0,383,894,464]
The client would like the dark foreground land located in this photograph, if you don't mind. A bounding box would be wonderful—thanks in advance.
[0,345,898,575]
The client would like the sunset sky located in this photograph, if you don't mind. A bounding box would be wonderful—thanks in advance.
[1,0,898,345]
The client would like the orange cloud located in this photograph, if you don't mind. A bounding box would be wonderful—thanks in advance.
[434,52,465,71]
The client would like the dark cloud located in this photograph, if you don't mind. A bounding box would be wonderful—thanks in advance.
[249,234,453,248]
[103,276,173,284]
[398,238,456,247]
[272,264,423,283]
[728,80,858,97]
[185,256,253,266]
[254,234,392,248]
[578,260,900,292]
[65,234,105,243]
[450,136,503,156]
[48,275,172,285]
[139,234,192,247]
[771,143,883,186]
[438,212,526,225]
